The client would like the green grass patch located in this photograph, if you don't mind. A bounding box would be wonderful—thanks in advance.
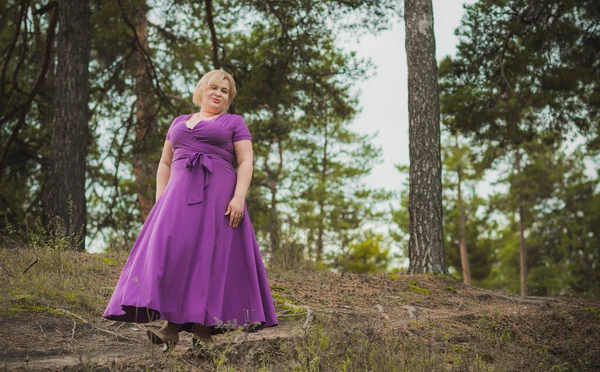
[0,246,123,319]
[407,280,431,295]
[272,292,306,321]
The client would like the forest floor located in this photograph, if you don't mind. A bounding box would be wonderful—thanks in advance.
[1,246,599,371]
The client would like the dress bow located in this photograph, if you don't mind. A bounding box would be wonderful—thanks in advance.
[184,152,214,205]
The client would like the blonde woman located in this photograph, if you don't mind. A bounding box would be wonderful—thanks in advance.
[104,70,278,350]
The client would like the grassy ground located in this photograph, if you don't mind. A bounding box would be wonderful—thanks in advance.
[1,243,599,371]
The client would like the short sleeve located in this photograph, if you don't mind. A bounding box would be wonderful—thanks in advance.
[232,115,252,142]
[165,116,180,141]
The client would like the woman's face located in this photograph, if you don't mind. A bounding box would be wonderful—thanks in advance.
[201,78,231,114]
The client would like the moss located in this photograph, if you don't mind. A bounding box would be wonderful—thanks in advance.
[445,286,457,293]
[101,257,118,266]
[270,285,287,292]
[583,307,600,320]
[7,295,68,317]
[9,304,60,315]
[272,292,306,321]
[407,281,431,295]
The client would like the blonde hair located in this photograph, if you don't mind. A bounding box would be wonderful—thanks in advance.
[192,70,237,110]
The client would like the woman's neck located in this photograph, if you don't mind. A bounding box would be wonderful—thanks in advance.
[197,110,222,119]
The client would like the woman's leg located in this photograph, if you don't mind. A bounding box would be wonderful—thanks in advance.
[191,323,213,344]
[158,321,181,336]
[147,321,181,345]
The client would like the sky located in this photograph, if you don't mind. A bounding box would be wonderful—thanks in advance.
[341,0,477,192]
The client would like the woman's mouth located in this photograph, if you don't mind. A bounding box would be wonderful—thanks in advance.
[212,98,221,103]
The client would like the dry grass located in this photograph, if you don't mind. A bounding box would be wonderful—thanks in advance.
[1,241,599,371]
[0,245,123,319]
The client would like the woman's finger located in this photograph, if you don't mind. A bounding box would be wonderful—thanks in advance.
[234,214,243,228]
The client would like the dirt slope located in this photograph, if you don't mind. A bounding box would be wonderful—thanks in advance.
[1,250,599,371]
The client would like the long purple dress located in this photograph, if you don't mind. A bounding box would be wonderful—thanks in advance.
[104,113,278,334]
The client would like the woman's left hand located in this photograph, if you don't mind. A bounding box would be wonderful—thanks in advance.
[225,197,245,228]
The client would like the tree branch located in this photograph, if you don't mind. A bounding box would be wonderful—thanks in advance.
[116,0,175,110]
[204,0,220,69]
[0,6,57,180]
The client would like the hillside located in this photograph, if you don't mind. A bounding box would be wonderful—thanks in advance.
[1,247,599,371]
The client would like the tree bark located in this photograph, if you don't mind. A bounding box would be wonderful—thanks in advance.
[131,1,158,221]
[42,0,91,250]
[405,0,446,274]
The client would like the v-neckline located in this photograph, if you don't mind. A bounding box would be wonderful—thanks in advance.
[184,113,224,130]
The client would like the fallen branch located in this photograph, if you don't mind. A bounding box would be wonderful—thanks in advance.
[22,258,38,274]
[467,285,559,305]
[70,320,77,340]
[302,307,314,329]
[55,308,138,342]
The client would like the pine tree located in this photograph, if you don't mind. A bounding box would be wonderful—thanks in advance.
[405,0,445,274]
[42,0,92,250]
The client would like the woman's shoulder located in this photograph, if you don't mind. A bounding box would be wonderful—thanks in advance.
[225,113,246,125]
[169,114,190,124]
[176,113,193,121]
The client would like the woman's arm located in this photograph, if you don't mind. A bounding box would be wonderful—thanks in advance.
[226,139,253,227]
[156,140,173,201]
[233,140,253,199]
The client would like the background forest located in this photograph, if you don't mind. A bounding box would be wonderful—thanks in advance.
[1,0,599,298]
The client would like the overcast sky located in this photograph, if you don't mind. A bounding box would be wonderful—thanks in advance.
[341,0,477,192]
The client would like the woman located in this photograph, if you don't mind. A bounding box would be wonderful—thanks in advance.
[104,70,278,350]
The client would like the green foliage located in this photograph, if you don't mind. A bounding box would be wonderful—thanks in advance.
[327,232,390,273]
[0,0,401,252]
[293,325,330,372]
[287,94,392,262]
[438,0,600,297]
[5,213,84,253]
[440,0,599,147]
[390,165,409,252]
[0,0,56,230]
[441,134,496,284]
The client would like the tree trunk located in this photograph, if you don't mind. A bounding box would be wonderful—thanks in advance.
[42,0,91,250]
[264,138,283,265]
[316,129,329,263]
[457,163,471,285]
[269,178,281,261]
[515,148,528,296]
[316,208,324,263]
[405,0,445,274]
[131,2,158,221]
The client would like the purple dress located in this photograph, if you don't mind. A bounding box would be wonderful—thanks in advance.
[104,113,278,334]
